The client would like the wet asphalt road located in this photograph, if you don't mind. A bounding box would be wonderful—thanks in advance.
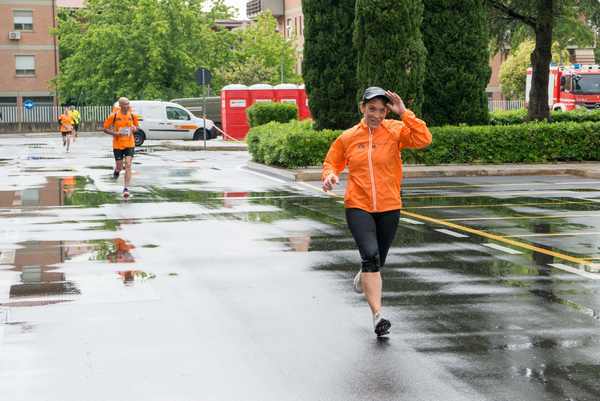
[1,136,600,401]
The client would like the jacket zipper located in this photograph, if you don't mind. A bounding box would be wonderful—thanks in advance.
[368,127,377,211]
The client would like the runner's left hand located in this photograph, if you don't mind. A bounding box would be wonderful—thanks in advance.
[385,91,406,116]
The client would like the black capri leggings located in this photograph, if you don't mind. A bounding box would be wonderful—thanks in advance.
[345,208,400,273]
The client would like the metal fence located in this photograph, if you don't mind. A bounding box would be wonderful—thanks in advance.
[0,105,112,123]
[0,102,527,123]
[488,100,525,112]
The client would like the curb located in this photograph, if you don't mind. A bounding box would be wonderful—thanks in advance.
[162,141,247,152]
[246,162,600,181]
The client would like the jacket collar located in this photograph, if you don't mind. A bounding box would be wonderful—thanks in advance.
[359,118,387,132]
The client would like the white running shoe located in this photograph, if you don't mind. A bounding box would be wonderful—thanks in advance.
[353,270,363,294]
[373,312,391,337]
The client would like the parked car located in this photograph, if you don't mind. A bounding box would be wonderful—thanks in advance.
[113,100,216,146]
[170,96,221,130]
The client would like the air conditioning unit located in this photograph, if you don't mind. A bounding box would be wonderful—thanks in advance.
[8,31,21,40]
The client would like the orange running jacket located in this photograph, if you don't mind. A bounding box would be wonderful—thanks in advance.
[322,110,432,212]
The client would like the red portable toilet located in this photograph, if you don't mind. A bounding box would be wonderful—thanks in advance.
[274,84,300,117]
[297,84,312,120]
[248,84,275,106]
[221,84,250,141]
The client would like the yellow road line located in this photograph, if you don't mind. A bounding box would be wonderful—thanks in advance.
[300,181,593,266]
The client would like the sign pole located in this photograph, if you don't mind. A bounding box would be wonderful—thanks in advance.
[194,67,212,151]
[202,69,207,150]
[203,85,207,150]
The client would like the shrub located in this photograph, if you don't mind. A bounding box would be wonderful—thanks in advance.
[489,109,600,125]
[247,120,341,168]
[248,120,600,168]
[246,102,298,127]
[406,121,600,164]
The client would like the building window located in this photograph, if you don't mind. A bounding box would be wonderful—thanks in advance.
[28,96,54,105]
[16,55,35,76]
[286,18,292,38]
[0,97,17,106]
[13,10,33,31]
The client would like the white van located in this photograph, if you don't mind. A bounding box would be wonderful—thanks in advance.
[112,100,216,146]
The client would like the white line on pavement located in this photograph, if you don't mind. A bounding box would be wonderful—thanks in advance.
[483,243,523,255]
[400,217,425,225]
[435,228,469,238]
[548,263,600,280]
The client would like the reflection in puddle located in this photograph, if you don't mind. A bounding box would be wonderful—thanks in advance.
[88,166,113,170]
[91,238,135,263]
[4,265,80,307]
[117,270,156,286]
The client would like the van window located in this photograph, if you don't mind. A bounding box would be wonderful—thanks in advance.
[167,106,190,120]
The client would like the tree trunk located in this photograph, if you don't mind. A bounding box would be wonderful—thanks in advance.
[527,0,553,121]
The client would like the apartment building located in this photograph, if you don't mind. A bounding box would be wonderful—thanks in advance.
[0,0,60,107]
[246,0,305,74]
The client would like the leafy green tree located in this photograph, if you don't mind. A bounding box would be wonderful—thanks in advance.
[487,0,600,121]
[56,0,234,104]
[219,12,300,86]
[354,0,427,115]
[500,40,568,99]
[302,0,358,130]
[422,0,491,126]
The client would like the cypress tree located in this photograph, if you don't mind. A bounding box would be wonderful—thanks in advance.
[354,0,427,115]
[302,0,359,130]
[422,0,491,126]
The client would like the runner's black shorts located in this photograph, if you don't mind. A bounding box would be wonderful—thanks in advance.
[113,147,134,160]
[73,123,79,131]
[61,131,72,137]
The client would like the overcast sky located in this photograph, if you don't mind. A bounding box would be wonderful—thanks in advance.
[224,0,247,19]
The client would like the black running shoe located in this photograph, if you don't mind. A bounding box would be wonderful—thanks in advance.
[373,314,391,337]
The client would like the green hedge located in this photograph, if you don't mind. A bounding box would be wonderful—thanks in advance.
[247,120,341,167]
[248,120,600,167]
[489,109,600,125]
[246,102,298,127]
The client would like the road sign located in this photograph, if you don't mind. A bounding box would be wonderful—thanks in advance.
[195,68,212,86]
[23,99,34,110]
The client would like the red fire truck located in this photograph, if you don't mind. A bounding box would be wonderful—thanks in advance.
[526,64,600,111]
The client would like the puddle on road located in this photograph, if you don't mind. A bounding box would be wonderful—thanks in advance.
[117,270,156,286]
[88,166,113,170]
[1,263,81,308]
[0,176,124,208]
[24,156,61,160]
[90,238,135,263]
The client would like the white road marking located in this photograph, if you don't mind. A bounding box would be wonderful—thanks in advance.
[483,243,523,255]
[548,263,600,280]
[400,217,425,225]
[435,228,469,238]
